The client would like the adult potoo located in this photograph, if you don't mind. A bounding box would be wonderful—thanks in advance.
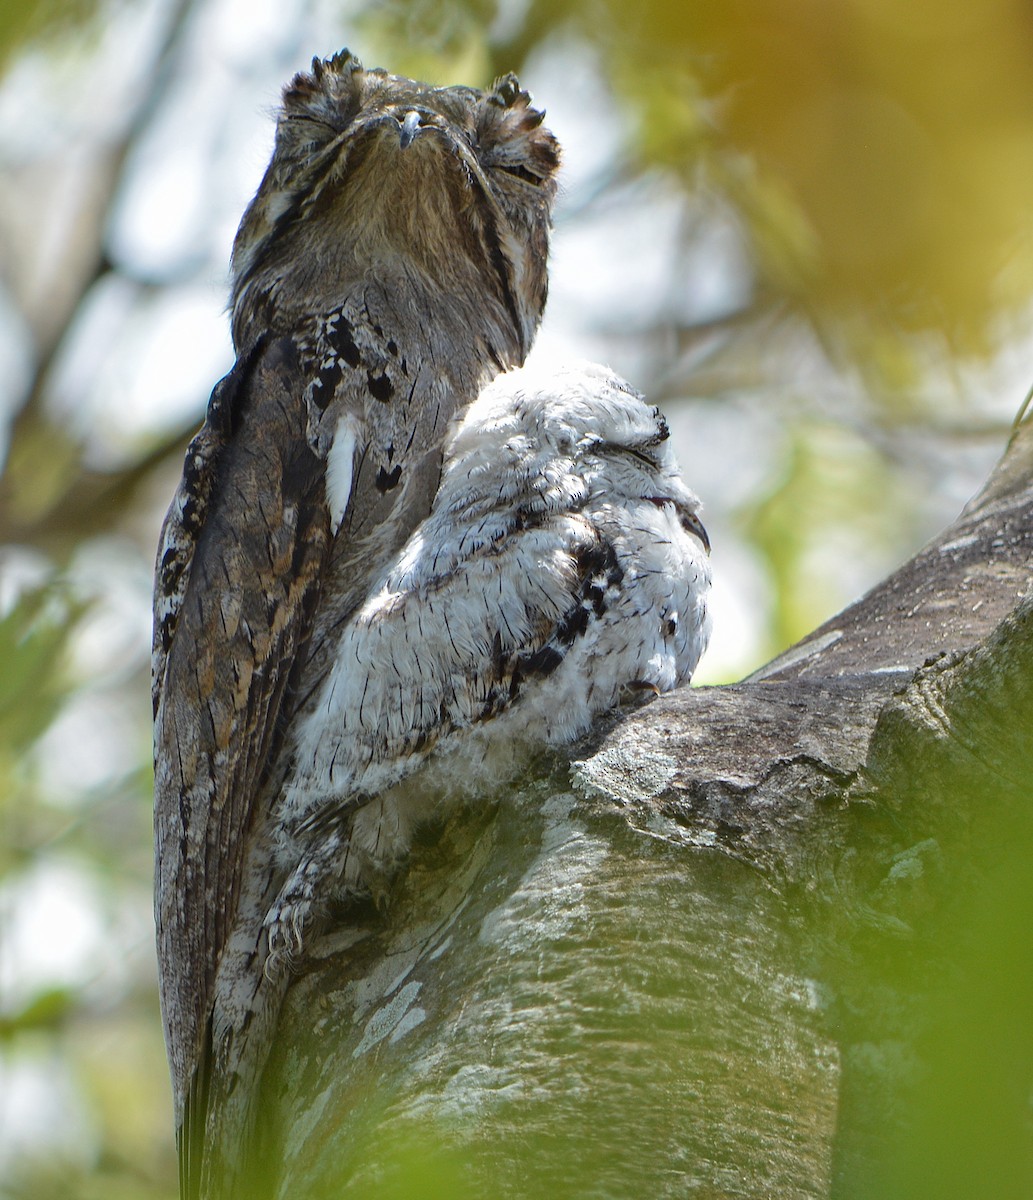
[152,50,558,1197]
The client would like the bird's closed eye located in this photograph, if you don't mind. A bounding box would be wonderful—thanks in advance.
[497,162,543,186]
[598,441,663,468]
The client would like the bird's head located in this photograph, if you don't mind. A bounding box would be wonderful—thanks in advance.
[230,51,560,357]
[442,361,708,553]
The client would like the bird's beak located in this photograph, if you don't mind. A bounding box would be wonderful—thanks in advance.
[398,110,422,149]
[680,510,711,555]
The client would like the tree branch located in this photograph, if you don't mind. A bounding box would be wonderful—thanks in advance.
[253,413,1033,1198]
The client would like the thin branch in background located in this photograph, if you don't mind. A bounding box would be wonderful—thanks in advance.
[1,0,200,556]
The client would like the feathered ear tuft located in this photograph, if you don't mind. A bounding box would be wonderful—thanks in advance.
[476,79,559,189]
[489,74,529,109]
[308,49,363,85]
[281,49,368,132]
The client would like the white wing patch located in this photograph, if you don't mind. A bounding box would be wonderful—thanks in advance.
[326,413,361,534]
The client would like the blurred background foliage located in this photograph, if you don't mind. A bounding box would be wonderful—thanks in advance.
[1,0,1031,1195]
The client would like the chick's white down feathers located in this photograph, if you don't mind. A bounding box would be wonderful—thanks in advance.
[272,361,711,924]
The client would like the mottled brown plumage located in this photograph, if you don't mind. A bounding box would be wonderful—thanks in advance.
[152,50,557,1197]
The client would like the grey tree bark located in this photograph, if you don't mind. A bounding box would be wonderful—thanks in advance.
[253,416,1033,1199]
